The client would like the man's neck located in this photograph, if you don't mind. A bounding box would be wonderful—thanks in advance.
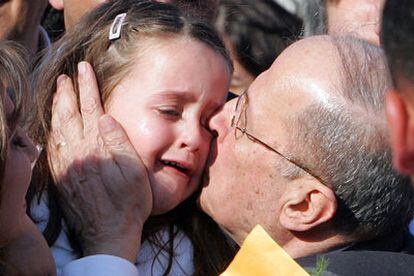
[283,234,349,259]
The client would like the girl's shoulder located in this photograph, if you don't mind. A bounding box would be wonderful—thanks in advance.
[31,195,195,275]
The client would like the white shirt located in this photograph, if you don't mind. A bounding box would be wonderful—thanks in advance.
[32,193,194,275]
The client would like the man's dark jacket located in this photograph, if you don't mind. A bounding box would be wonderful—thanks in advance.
[296,231,414,276]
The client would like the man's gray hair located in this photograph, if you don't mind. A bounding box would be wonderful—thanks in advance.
[287,36,414,241]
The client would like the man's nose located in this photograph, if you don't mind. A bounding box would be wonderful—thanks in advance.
[208,98,236,142]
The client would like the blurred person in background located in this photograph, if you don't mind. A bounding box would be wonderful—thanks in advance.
[216,0,302,95]
[326,0,384,45]
[47,0,218,31]
[0,41,55,276]
[307,0,384,45]
[47,0,106,30]
[170,0,218,23]
[0,0,49,58]
[381,0,414,234]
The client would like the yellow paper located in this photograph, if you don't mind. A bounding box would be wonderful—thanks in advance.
[221,225,309,276]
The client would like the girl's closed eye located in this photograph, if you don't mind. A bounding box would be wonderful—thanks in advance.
[157,106,182,120]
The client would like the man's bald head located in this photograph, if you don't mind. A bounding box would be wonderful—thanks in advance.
[282,36,411,240]
[202,35,413,251]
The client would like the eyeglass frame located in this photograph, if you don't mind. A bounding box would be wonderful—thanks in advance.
[230,90,326,185]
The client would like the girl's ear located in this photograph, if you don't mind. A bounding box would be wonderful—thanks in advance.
[386,90,414,175]
[48,0,64,10]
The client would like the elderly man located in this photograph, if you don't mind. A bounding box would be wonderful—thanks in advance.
[0,0,49,57]
[201,34,404,248]
[48,35,414,275]
[200,35,414,273]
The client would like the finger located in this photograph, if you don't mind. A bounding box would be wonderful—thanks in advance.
[98,114,148,182]
[78,61,104,138]
[49,75,84,181]
[98,115,152,220]
[50,79,64,149]
[53,74,83,143]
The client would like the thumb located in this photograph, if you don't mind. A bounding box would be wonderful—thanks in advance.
[98,114,144,173]
[98,114,152,214]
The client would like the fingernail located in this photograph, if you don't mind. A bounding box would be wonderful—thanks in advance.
[78,62,87,75]
[99,114,115,133]
[57,75,66,87]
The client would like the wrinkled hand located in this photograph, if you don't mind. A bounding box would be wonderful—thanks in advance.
[48,62,152,263]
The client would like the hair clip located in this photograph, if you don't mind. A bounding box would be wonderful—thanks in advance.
[109,13,127,41]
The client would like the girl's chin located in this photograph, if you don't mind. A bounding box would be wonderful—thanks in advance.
[148,170,199,215]
[150,193,182,216]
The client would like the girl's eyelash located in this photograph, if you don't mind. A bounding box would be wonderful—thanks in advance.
[160,109,180,116]
[157,107,181,118]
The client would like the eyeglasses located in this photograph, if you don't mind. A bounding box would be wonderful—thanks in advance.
[230,91,325,184]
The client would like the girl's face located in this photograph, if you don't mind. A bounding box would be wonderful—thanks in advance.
[107,38,231,214]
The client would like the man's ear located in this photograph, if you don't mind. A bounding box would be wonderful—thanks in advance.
[49,0,64,10]
[279,179,336,232]
[386,90,414,175]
